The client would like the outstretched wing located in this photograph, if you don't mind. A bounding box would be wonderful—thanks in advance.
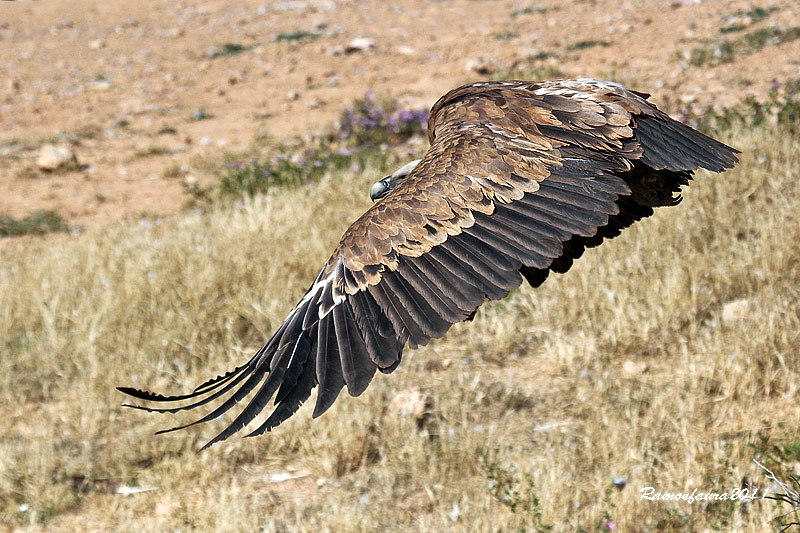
[119,79,738,449]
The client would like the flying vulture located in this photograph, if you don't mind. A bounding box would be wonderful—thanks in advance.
[120,79,738,449]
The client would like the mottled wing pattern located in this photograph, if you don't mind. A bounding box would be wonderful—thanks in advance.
[120,80,738,448]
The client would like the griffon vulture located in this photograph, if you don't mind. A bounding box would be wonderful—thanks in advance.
[120,79,738,449]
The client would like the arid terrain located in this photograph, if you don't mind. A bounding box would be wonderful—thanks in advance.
[1,0,799,229]
[2,1,800,532]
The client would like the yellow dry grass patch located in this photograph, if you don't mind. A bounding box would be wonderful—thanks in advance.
[1,124,799,531]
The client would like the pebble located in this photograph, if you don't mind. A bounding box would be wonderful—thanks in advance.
[36,144,77,171]
[622,360,648,376]
[345,37,375,54]
[721,298,754,323]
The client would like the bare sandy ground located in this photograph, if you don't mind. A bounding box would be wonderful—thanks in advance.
[1,0,798,228]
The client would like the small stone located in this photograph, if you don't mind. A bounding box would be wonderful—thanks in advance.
[286,90,300,101]
[622,360,648,376]
[395,45,415,56]
[88,39,105,50]
[345,37,375,54]
[721,298,753,323]
[36,144,77,171]
[612,476,627,490]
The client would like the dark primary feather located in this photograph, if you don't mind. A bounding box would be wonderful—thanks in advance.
[119,79,738,449]
[313,314,345,418]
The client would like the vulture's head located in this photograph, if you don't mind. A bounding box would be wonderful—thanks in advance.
[370,159,422,201]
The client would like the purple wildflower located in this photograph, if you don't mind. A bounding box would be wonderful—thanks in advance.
[771,80,781,90]
[313,159,324,167]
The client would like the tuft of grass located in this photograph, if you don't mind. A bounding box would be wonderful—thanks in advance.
[132,146,170,159]
[567,39,610,51]
[685,25,800,66]
[720,6,779,33]
[0,210,70,237]
[686,77,800,135]
[273,31,319,43]
[719,24,747,34]
[189,108,213,122]
[494,32,519,41]
[510,6,552,18]
[527,51,557,61]
[162,163,186,179]
[206,43,250,59]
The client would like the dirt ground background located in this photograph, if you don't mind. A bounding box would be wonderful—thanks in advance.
[3,1,800,532]
[1,0,799,230]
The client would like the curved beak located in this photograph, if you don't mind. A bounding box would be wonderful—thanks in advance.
[370,177,392,202]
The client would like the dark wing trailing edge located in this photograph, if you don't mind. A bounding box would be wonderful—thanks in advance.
[119,79,738,448]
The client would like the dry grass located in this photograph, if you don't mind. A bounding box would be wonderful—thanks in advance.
[2,122,799,532]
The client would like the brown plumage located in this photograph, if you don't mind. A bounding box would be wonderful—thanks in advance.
[119,79,738,449]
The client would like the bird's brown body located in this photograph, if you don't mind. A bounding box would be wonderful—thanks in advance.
[120,79,738,449]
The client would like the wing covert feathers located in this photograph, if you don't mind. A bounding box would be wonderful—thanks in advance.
[120,79,738,447]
